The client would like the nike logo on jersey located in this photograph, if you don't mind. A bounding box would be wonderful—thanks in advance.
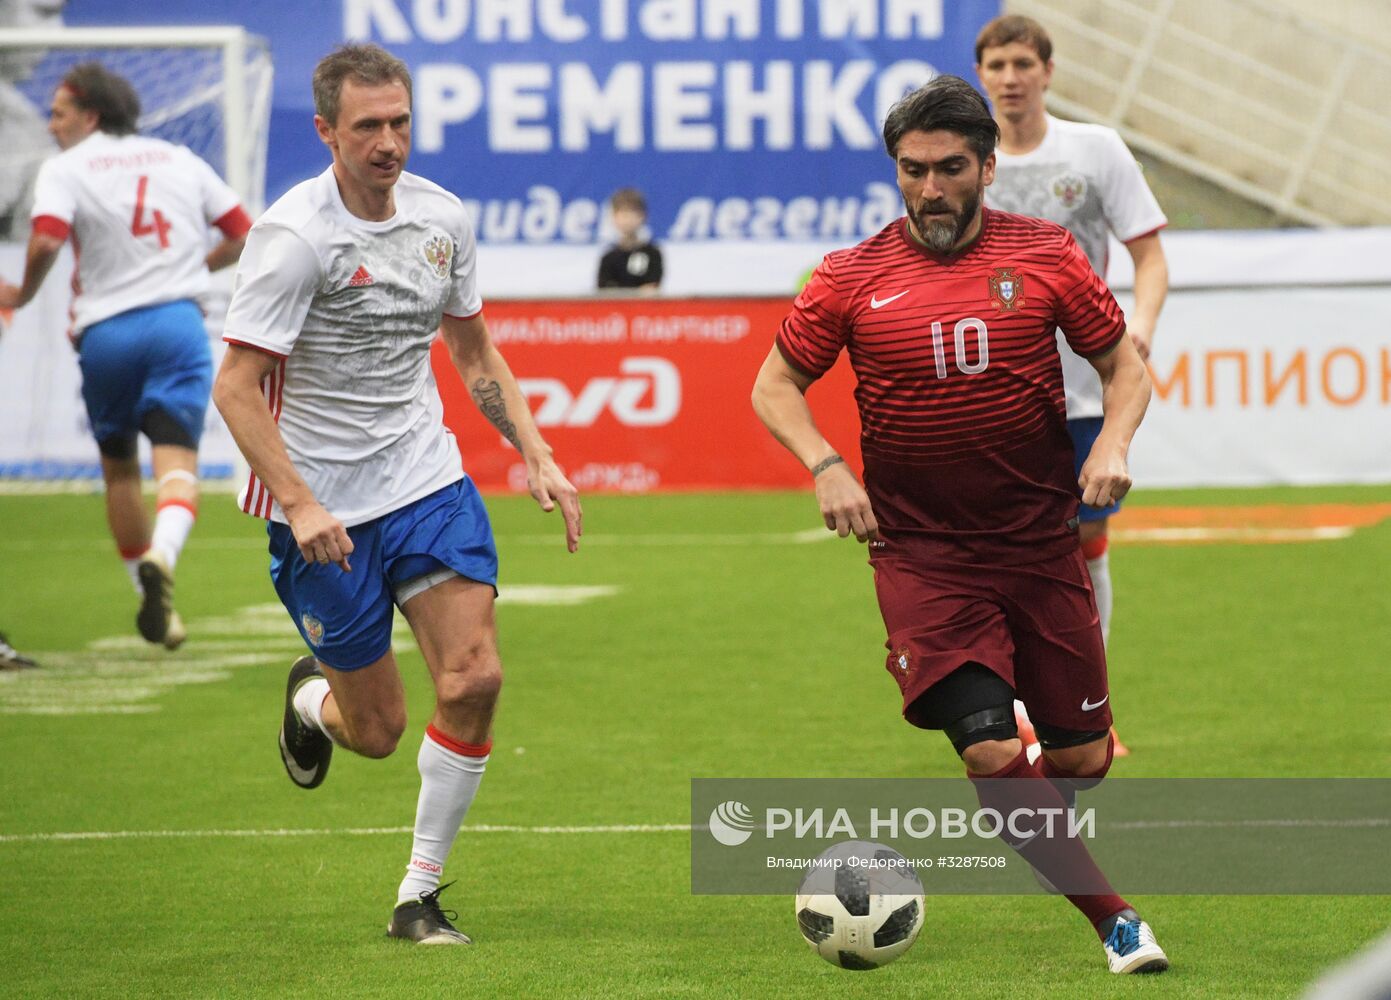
[1081,694,1109,712]
[869,290,909,309]
[348,265,374,287]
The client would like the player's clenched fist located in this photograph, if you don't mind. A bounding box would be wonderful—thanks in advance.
[287,501,354,571]
[1079,451,1133,509]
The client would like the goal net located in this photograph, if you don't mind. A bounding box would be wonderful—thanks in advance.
[0,27,272,485]
[0,26,273,222]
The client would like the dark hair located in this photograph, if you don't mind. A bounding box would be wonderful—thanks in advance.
[975,15,1053,64]
[60,63,140,136]
[882,75,999,162]
[312,44,412,125]
[609,188,647,214]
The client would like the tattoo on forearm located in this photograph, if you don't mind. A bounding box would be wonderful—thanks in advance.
[471,378,522,451]
[811,454,845,477]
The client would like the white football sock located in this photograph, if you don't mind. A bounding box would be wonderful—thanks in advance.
[150,502,196,571]
[122,555,145,593]
[1087,552,1113,646]
[397,725,490,905]
[292,676,335,744]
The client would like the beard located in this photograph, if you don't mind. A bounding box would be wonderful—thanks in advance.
[908,189,981,253]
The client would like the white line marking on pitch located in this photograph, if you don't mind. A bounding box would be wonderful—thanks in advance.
[0,823,691,844]
[0,529,836,551]
[3,584,620,716]
[1108,818,1391,829]
[1114,526,1354,543]
[499,529,833,546]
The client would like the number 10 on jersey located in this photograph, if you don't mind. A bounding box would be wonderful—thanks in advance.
[930,317,990,378]
[131,175,171,249]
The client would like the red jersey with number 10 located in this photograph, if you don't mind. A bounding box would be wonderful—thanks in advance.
[776,208,1126,564]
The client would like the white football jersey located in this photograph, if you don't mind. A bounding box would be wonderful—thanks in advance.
[223,168,482,528]
[29,131,243,333]
[987,115,1167,418]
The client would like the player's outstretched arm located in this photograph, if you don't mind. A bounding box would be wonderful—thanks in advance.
[0,230,65,312]
[439,312,581,553]
[1080,334,1152,509]
[752,345,878,543]
[212,344,353,571]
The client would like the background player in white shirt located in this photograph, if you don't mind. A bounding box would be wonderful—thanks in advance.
[976,16,1170,755]
[0,63,251,649]
[213,44,581,945]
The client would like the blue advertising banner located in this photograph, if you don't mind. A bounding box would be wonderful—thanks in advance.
[67,0,999,243]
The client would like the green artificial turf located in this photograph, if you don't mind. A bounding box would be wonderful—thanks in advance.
[0,487,1386,998]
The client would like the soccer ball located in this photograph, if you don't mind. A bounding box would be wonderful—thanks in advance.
[794,840,925,970]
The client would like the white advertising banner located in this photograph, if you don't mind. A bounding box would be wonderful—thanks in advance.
[1125,286,1391,487]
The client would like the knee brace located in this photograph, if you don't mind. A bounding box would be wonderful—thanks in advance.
[943,704,1017,756]
[1033,722,1110,752]
[1035,726,1115,791]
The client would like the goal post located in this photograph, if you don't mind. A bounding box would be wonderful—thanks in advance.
[0,25,274,212]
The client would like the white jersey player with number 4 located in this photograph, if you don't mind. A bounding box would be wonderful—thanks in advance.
[0,63,250,653]
[31,130,246,336]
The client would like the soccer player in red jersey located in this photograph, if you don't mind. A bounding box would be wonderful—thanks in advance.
[752,75,1167,975]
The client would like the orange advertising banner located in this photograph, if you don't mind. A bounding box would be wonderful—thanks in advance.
[433,297,863,492]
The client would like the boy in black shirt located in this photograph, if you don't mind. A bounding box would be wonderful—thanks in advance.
[597,188,663,291]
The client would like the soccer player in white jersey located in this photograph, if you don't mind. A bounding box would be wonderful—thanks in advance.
[0,63,252,649]
[976,16,1170,756]
[212,44,582,945]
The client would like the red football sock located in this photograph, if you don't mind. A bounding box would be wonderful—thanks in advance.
[969,747,1129,934]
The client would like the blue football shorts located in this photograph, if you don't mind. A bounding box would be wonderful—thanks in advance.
[1068,416,1121,523]
[76,299,212,452]
[268,478,499,671]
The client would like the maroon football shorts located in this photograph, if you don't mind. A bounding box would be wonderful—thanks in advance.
[871,546,1113,732]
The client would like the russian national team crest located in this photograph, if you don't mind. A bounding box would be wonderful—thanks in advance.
[423,235,453,280]
[1052,172,1087,209]
[301,613,324,647]
[988,268,1025,312]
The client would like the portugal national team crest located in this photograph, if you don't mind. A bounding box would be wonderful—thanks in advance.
[301,613,324,647]
[988,267,1025,312]
[422,235,453,280]
[893,647,911,674]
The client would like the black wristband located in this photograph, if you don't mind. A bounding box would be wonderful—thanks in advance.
[811,455,845,477]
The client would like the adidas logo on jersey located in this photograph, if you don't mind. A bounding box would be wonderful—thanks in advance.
[348,265,374,287]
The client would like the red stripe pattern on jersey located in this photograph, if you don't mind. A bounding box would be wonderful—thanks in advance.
[777,209,1126,563]
[241,358,286,519]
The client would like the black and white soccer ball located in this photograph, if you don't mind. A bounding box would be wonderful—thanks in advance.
[794,840,925,970]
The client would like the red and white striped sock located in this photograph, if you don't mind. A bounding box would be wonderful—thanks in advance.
[397,724,490,905]
[151,498,196,571]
